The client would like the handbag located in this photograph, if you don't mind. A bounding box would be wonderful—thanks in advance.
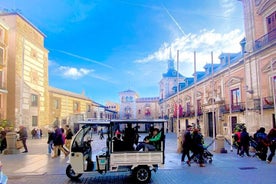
[16,140,24,149]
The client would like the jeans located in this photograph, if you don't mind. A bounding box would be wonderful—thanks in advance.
[181,147,191,162]
[21,138,28,152]
[48,141,53,154]
[136,142,155,151]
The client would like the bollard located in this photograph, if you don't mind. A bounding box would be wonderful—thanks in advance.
[177,133,183,153]
[215,135,227,153]
[3,132,20,154]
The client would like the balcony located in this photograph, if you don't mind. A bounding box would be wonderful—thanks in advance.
[220,102,245,114]
[254,28,276,51]
[263,96,274,109]
[183,110,195,118]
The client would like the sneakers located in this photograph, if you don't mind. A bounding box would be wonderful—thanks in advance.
[186,160,191,166]
[267,160,271,164]
[22,151,28,153]
[199,163,205,167]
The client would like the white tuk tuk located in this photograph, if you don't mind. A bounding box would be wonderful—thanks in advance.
[66,119,166,183]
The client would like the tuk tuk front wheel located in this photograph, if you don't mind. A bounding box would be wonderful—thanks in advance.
[134,166,151,183]
[66,164,82,180]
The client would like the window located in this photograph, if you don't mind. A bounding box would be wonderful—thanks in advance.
[0,28,3,43]
[0,71,3,89]
[0,47,3,65]
[231,88,240,105]
[32,116,38,126]
[73,101,80,112]
[94,112,97,118]
[267,11,276,32]
[31,94,38,106]
[53,99,59,109]
[87,104,91,112]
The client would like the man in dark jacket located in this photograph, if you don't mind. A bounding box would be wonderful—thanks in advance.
[181,125,193,165]
[240,127,251,157]
[65,125,73,150]
[18,125,28,153]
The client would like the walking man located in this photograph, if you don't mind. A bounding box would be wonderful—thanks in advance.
[18,125,28,153]
[181,125,193,166]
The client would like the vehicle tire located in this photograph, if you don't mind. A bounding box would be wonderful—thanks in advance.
[66,164,82,180]
[134,166,151,183]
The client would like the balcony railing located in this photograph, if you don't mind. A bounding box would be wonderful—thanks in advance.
[220,102,245,114]
[254,28,276,51]
[263,96,274,109]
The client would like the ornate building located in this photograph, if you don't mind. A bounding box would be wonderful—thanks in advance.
[119,90,160,120]
[119,90,138,119]
[159,0,276,138]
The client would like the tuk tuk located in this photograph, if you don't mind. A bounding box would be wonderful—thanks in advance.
[66,119,166,183]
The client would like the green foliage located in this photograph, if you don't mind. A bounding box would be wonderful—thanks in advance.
[233,123,246,132]
[0,119,14,131]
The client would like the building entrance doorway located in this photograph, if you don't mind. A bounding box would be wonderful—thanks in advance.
[207,112,216,137]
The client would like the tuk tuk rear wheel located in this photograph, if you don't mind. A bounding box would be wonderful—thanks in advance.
[66,164,82,180]
[134,166,151,183]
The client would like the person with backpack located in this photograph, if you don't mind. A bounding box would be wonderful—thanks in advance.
[255,127,269,161]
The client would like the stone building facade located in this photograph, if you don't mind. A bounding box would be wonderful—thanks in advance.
[136,97,160,120]
[1,13,50,130]
[48,87,93,127]
[0,19,9,120]
[0,12,117,131]
[119,90,160,120]
[159,0,276,138]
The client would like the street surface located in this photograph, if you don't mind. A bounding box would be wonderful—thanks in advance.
[1,133,275,184]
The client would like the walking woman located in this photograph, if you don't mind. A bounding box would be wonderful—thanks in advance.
[52,126,69,158]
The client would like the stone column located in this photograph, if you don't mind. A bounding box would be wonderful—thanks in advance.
[215,134,227,153]
[3,132,20,154]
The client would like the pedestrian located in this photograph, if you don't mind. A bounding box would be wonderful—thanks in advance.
[255,127,268,161]
[0,131,7,153]
[181,125,193,166]
[190,129,205,167]
[36,128,41,139]
[267,128,276,163]
[233,129,242,155]
[65,125,73,150]
[47,129,54,154]
[18,125,28,153]
[99,128,104,140]
[52,126,69,158]
[240,127,251,157]
[31,128,36,139]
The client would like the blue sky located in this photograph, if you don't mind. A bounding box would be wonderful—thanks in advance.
[1,0,245,104]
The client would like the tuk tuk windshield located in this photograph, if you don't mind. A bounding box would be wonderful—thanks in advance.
[71,126,93,152]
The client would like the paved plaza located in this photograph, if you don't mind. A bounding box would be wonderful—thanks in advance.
[1,133,276,184]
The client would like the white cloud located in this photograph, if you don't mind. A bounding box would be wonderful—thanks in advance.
[220,0,236,17]
[135,29,244,75]
[58,66,93,80]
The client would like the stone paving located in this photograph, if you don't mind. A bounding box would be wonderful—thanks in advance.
[1,133,276,184]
